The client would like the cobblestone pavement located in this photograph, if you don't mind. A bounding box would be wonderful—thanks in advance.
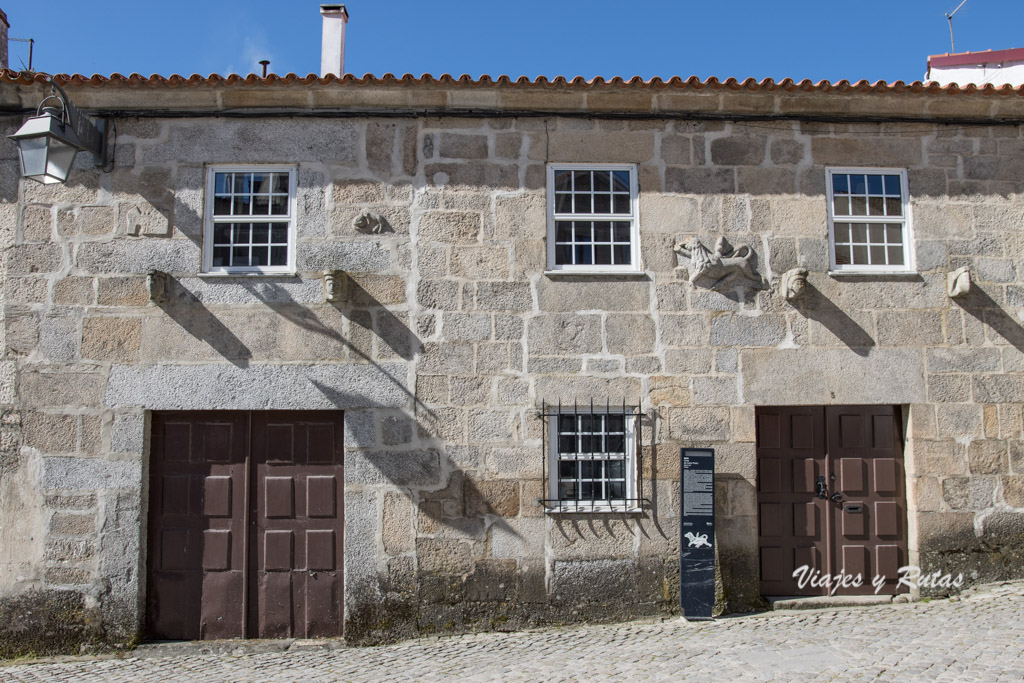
[3,584,1024,682]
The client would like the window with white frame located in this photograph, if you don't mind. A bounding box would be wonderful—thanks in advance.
[204,166,297,273]
[826,168,912,272]
[545,410,639,512]
[547,164,640,273]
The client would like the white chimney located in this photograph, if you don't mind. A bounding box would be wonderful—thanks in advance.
[320,4,349,77]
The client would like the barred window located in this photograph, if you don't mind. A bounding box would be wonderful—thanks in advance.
[546,164,640,273]
[204,166,296,273]
[541,404,644,513]
[826,168,912,273]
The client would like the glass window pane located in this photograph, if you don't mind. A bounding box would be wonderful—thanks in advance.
[869,245,886,264]
[608,481,625,499]
[233,174,249,193]
[607,414,624,431]
[833,196,849,216]
[270,246,287,266]
[212,247,230,267]
[868,225,885,243]
[579,415,593,432]
[885,224,903,243]
[574,194,592,214]
[252,224,270,244]
[613,223,631,242]
[251,246,269,266]
[233,196,250,215]
[887,245,905,265]
[832,174,849,194]
[580,482,595,499]
[554,170,572,191]
[867,174,883,195]
[558,434,576,454]
[271,225,288,244]
[271,196,288,216]
[868,196,884,216]
[215,173,231,194]
[214,196,231,215]
[273,173,289,193]
[851,223,868,242]
[612,194,630,214]
[579,434,593,454]
[852,245,868,264]
[834,244,851,265]
[594,245,612,264]
[606,434,624,453]
[850,174,866,195]
[213,224,232,245]
[232,246,250,265]
[233,224,251,243]
[574,171,592,191]
[884,174,901,196]
[556,222,573,242]
[559,415,575,432]
[850,196,867,215]
[594,222,611,242]
[559,460,576,478]
[885,197,902,216]
[593,194,611,213]
[833,223,851,242]
[607,459,625,478]
[612,171,630,191]
[554,244,572,264]
[559,482,577,499]
[581,461,599,479]
[614,245,631,265]
[555,193,572,213]
[593,171,610,191]
[574,223,592,242]
[252,173,271,193]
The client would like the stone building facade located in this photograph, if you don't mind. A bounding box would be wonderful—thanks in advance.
[2,71,1024,652]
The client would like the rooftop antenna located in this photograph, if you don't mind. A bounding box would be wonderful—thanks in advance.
[945,0,968,53]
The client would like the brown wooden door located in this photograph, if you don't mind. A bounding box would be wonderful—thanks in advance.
[756,406,907,596]
[147,411,344,640]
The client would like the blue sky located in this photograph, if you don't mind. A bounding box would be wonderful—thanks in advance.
[6,1,1024,83]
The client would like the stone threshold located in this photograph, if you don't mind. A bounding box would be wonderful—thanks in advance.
[766,595,895,610]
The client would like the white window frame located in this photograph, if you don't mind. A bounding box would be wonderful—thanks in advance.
[203,164,298,274]
[546,410,639,513]
[546,163,642,274]
[826,167,914,274]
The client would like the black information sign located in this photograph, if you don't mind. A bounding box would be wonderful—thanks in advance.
[680,448,715,621]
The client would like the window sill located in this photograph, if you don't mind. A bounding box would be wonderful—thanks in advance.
[827,270,920,279]
[197,272,299,278]
[544,507,644,515]
[544,270,647,279]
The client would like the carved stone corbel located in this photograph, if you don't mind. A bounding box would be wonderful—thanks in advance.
[323,270,349,303]
[147,270,171,304]
[673,235,763,290]
[948,266,971,298]
[780,268,809,301]
[352,209,388,234]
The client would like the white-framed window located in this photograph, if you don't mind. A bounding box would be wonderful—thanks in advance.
[546,163,641,273]
[204,165,297,274]
[826,168,913,273]
[546,410,639,512]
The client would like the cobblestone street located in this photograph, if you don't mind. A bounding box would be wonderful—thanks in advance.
[3,584,1023,682]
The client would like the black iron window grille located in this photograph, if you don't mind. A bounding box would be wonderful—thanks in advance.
[537,399,650,513]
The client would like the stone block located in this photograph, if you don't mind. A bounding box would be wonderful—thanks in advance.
[665,167,735,194]
[668,406,730,442]
[527,356,583,374]
[638,195,699,234]
[467,410,516,444]
[806,310,875,348]
[771,138,806,165]
[349,274,407,306]
[536,279,651,313]
[417,539,473,574]
[39,314,80,362]
[5,311,39,354]
[546,131,654,163]
[382,492,413,555]
[21,204,53,242]
[693,376,739,405]
[811,137,922,166]
[495,132,523,159]
[23,412,77,453]
[486,446,541,479]
[442,313,491,342]
[418,211,481,243]
[494,193,545,239]
[418,280,460,310]
[1002,475,1024,507]
[106,362,410,409]
[81,317,142,363]
[927,348,1001,374]
[927,374,971,403]
[6,243,63,275]
[76,239,198,274]
[424,162,518,190]
[942,476,996,510]
[606,314,655,355]
[41,456,141,490]
[110,413,144,454]
[381,416,413,446]
[440,133,489,159]
[449,376,491,406]
[913,201,972,239]
[769,198,827,237]
[975,258,1015,283]
[52,277,95,306]
[660,314,710,347]
[528,314,602,355]
[19,370,105,409]
[49,513,95,535]
[465,479,519,517]
[710,314,787,347]
[298,239,391,272]
[710,135,766,165]
[974,375,1024,404]
[936,404,983,439]
[5,277,49,305]
[876,311,943,347]
[451,246,510,279]
[912,440,967,476]
[968,440,1008,474]
[347,450,441,487]
[742,348,926,405]
[534,376,640,405]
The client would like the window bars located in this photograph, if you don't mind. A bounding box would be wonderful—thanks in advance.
[537,398,651,513]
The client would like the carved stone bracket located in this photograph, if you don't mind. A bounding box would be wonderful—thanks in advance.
[147,270,171,304]
[323,270,349,303]
[673,236,764,291]
[948,266,971,298]
[352,209,389,234]
[780,268,809,301]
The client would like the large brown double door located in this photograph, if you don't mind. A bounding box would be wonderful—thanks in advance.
[756,406,907,596]
[147,411,344,640]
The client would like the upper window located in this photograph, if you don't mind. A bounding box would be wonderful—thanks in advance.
[204,165,297,274]
[826,168,912,273]
[546,164,640,273]
[544,409,640,512]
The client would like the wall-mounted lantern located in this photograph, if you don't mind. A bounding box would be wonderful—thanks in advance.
[8,78,106,184]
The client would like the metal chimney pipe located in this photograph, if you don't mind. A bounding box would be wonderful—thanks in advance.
[320,4,349,77]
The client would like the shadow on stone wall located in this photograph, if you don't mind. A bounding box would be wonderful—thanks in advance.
[794,283,876,356]
[157,283,253,367]
[954,285,1024,351]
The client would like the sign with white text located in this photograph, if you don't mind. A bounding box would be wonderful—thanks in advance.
[680,448,715,621]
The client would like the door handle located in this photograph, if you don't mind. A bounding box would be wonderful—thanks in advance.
[831,491,844,504]
[815,475,829,499]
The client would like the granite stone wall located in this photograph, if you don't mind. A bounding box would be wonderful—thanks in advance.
[3,109,1024,649]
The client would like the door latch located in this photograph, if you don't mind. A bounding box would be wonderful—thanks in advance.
[815,475,829,499]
